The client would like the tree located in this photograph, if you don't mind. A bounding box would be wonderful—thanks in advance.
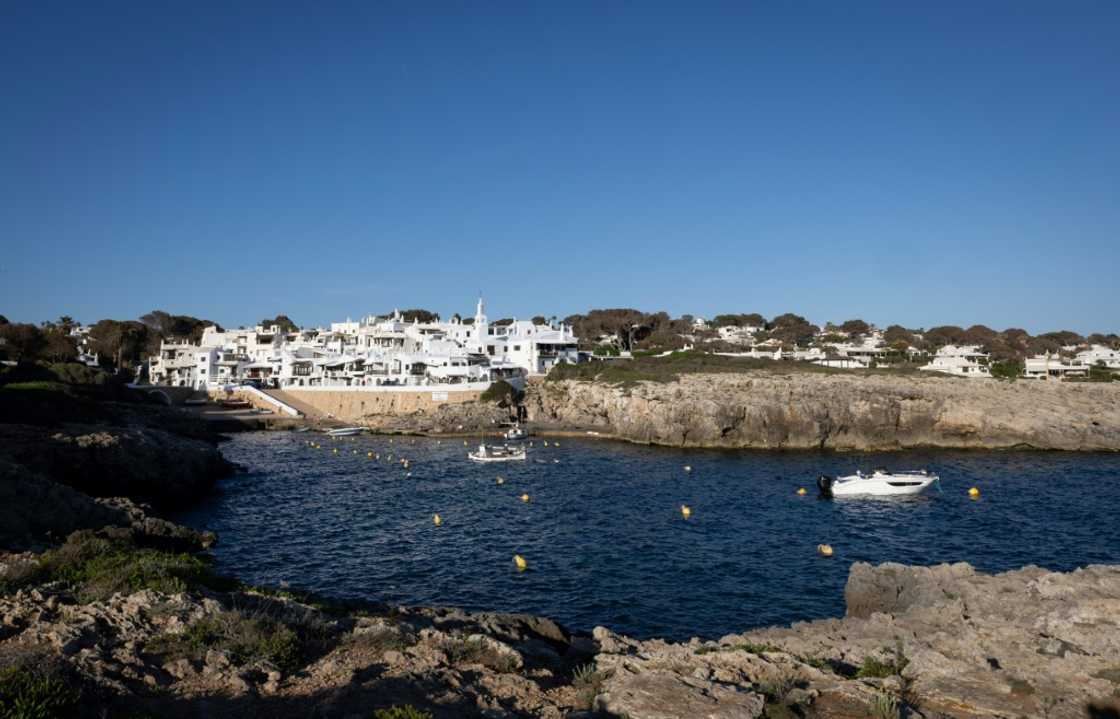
[0,315,8,325]
[531,315,547,325]
[712,313,765,328]
[883,325,916,349]
[840,319,870,337]
[0,323,46,360]
[42,328,78,362]
[260,315,298,333]
[767,313,818,346]
[90,319,150,369]
[923,326,967,348]
[393,309,439,323]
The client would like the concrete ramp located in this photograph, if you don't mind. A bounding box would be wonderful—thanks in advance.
[261,389,326,420]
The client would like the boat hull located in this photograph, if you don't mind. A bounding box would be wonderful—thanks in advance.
[820,472,938,497]
[468,453,526,462]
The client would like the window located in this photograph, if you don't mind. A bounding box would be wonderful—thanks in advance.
[514,345,520,351]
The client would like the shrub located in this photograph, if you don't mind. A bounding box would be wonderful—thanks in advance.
[0,530,233,602]
[371,707,433,719]
[145,608,304,673]
[869,690,901,719]
[0,649,79,719]
[480,380,519,404]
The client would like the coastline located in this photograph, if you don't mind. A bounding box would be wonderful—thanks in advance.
[2,387,1119,717]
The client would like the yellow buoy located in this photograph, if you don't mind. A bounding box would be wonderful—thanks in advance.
[513,554,528,571]
[681,504,692,519]
[496,476,505,485]
[554,441,560,447]
[797,487,807,496]
[543,440,549,447]
[968,487,980,499]
[684,465,692,473]
[433,513,442,526]
[818,544,834,557]
[520,493,531,503]
[464,440,468,446]
[332,448,338,454]
[367,451,373,458]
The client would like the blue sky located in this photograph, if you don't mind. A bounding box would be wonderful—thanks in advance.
[2,2,1117,333]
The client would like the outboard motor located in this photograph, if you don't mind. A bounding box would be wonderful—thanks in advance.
[817,474,834,498]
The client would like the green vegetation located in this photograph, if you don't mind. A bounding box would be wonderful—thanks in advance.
[570,662,609,710]
[0,382,68,393]
[547,350,925,387]
[694,641,781,656]
[856,656,903,679]
[0,530,234,602]
[989,359,1023,380]
[0,668,77,719]
[145,609,304,672]
[441,637,518,672]
[479,379,520,404]
[868,690,901,719]
[0,648,79,719]
[370,707,433,719]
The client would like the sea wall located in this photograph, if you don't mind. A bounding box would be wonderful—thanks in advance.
[524,372,1120,450]
[284,388,483,423]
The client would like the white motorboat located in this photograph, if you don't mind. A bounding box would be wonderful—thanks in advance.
[326,427,365,437]
[817,469,939,497]
[469,443,527,462]
[504,425,528,441]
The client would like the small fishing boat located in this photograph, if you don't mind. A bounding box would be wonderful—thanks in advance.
[504,425,528,441]
[326,427,365,437]
[817,469,939,497]
[468,443,527,462]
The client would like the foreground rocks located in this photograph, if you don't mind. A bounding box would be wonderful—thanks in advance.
[0,422,234,510]
[2,553,1118,718]
[524,372,1120,450]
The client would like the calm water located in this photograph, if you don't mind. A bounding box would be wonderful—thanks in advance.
[178,432,1120,641]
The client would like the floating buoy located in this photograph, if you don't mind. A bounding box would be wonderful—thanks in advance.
[554,442,560,447]
[375,453,380,460]
[797,488,807,496]
[684,465,692,473]
[496,476,505,485]
[352,449,357,454]
[406,471,412,477]
[389,439,394,444]
[332,448,338,454]
[520,493,531,503]
[433,513,442,526]
[464,440,468,446]
[553,459,559,463]
[968,487,980,499]
[543,441,549,447]
[680,504,692,519]
[513,554,528,571]
[368,451,373,458]
[818,544,834,557]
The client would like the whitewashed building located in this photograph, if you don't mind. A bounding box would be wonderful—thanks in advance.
[918,345,992,378]
[1076,345,1120,370]
[148,297,579,391]
[1023,353,1089,380]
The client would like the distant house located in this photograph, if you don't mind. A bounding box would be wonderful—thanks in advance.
[1023,353,1089,381]
[919,345,991,378]
[1076,345,1120,370]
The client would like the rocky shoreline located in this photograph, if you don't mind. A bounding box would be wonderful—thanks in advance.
[3,386,1120,717]
[523,372,1120,451]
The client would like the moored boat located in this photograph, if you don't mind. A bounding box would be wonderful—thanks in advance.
[326,427,365,437]
[469,443,527,462]
[817,469,939,497]
[504,425,528,441]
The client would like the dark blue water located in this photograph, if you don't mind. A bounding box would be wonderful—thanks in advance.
[178,432,1120,641]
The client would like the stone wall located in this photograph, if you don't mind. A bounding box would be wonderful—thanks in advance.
[284,388,483,423]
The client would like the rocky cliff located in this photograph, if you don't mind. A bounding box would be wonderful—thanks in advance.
[524,372,1120,450]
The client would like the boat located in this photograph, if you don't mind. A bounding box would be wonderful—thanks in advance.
[326,427,365,437]
[817,469,939,497]
[504,425,528,441]
[468,443,527,462]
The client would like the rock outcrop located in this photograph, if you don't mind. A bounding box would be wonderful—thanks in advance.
[524,372,1120,450]
[4,559,1116,718]
[590,561,1120,718]
[0,423,234,509]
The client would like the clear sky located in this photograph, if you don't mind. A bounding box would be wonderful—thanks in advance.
[2,2,1117,334]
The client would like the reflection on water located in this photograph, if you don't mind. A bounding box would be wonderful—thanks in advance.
[177,433,1120,640]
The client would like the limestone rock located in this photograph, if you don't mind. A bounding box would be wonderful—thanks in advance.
[524,372,1120,450]
[595,669,765,718]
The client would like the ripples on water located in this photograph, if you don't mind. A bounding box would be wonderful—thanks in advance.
[177,432,1120,641]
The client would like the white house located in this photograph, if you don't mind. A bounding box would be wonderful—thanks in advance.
[1023,353,1089,381]
[919,345,991,378]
